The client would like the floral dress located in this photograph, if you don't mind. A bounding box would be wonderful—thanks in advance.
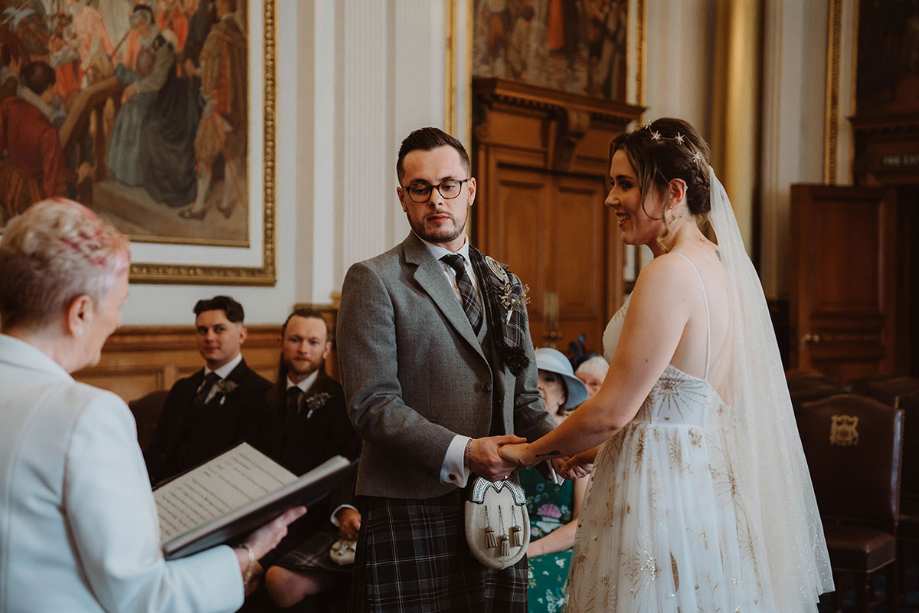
[521,466,575,613]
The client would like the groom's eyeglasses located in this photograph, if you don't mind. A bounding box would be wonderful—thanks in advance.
[402,179,469,203]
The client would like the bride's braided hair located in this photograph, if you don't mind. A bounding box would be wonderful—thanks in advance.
[610,118,712,222]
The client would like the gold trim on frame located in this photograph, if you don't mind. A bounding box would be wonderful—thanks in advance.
[129,0,277,285]
[824,0,842,184]
[636,0,645,108]
[445,0,457,136]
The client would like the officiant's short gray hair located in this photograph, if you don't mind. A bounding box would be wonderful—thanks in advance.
[0,199,130,331]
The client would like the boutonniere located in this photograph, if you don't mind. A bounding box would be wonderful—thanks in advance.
[299,392,331,419]
[215,379,239,405]
[484,255,530,324]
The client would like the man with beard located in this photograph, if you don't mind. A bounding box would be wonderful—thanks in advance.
[245,308,360,609]
[337,127,556,612]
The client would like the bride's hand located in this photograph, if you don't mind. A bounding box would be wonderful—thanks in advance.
[497,442,533,467]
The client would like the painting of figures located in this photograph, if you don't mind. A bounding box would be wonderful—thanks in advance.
[855,0,919,115]
[0,0,251,246]
[472,0,628,101]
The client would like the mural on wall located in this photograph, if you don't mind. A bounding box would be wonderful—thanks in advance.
[0,0,250,246]
[472,0,628,100]
[856,0,919,115]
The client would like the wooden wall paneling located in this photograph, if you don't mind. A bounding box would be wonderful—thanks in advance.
[492,167,547,320]
[74,325,283,402]
[789,184,894,381]
[550,175,610,352]
[75,305,343,404]
[472,78,640,356]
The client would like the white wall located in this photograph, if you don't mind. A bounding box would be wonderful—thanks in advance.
[760,0,838,298]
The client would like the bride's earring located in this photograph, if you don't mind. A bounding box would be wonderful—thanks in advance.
[670,207,677,223]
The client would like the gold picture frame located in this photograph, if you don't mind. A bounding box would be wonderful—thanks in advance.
[823,0,842,184]
[129,0,277,285]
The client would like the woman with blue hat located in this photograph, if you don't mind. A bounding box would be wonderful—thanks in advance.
[521,347,589,612]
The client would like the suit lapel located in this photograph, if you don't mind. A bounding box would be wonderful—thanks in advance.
[403,234,486,360]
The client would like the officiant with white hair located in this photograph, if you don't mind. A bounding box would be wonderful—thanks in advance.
[0,198,304,613]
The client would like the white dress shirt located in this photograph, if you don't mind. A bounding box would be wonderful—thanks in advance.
[201,352,243,403]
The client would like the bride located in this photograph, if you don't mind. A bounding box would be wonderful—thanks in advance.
[500,118,833,611]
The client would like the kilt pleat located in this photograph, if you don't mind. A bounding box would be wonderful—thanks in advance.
[347,493,527,613]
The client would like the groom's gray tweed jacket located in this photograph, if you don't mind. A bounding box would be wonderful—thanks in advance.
[337,232,555,499]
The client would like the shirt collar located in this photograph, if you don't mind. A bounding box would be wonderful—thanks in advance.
[18,86,60,123]
[204,352,242,379]
[286,369,320,393]
[415,232,471,264]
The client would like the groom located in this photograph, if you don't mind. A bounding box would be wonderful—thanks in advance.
[337,127,556,611]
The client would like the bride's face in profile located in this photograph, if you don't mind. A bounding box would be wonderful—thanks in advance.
[605,149,666,247]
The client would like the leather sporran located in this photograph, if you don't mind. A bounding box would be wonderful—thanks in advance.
[464,475,530,569]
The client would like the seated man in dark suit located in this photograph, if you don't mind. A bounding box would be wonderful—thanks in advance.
[144,295,271,485]
[246,308,360,609]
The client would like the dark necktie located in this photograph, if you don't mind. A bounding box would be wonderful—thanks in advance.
[441,253,482,333]
[286,386,304,416]
[196,372,221,407]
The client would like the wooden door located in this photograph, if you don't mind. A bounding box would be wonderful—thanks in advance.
[789,184,896,380]
[471,78,640,356]
[485,167,621,353]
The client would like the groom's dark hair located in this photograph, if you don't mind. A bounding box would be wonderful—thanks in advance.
[396,127,470,183]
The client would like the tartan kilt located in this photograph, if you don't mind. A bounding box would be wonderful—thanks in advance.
[347,491,528,613]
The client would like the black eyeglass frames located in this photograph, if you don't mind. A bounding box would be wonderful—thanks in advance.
[402,179,469,203]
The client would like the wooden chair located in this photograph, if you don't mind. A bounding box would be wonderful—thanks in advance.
[863,377,919,408]
[127,390,169,453]
[850,374,899,398]
[798,394,904,612]
[790,384,849,412]
[896,391,919,609]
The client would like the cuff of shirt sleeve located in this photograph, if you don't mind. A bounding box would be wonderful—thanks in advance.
[330,504,358,527]
[545,460,564,485]
[440,435,472,486]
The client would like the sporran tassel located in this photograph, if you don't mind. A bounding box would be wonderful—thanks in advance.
[499,534,509,557]
[510,525,522,548]
[496,505,509,555]
[483,507,497,548]
[509,505,522,547]
[484,526,497,549]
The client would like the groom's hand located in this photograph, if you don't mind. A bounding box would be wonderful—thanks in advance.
[469,434,526,482]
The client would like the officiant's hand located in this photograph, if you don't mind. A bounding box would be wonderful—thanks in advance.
[238,506,307,563]
[470,434,526,481]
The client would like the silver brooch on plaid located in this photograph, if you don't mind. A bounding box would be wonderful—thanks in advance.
[484,255,530,325]
[464,475,529,569]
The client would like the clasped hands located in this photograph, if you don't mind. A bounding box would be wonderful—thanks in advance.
[471,435,593,482]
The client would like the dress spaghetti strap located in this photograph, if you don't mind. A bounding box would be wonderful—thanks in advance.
[672,252,711,380]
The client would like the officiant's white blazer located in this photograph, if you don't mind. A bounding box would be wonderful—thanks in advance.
[0,334,242,613]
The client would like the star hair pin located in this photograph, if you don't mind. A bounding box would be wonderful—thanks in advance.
[650,130,662,141]
[674,133,685,145]
[692,151,703,163]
